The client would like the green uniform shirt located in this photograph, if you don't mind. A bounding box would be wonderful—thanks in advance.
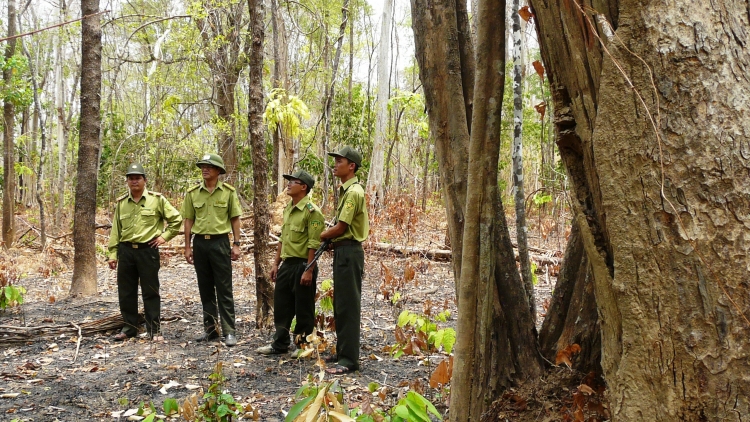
[181,181,242,234]
[281,195,325,259]
[333,177,369,243]
[107,190,183,260]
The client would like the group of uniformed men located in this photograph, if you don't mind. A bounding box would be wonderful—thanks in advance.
[107,146,368,374]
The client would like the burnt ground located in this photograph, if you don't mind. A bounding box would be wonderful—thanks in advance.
[0,203,586,422]
[0,249,462,421]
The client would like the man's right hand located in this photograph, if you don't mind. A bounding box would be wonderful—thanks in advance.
[108,260,117,270]
[184,246,194,264]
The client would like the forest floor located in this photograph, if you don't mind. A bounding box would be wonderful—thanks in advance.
[0,198,605,421]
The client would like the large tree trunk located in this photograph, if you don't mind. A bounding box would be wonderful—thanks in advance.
[365,0,393,207]
[247,0,273,328]
[70,0,102,296]
[2,0,17,248]
[413,0,543,419]
[410,0,473,287]
[531,0,750,418]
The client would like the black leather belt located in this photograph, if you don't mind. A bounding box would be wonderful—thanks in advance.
[332,239,360,248]
[194,234,227,240]
[120,242,152,249]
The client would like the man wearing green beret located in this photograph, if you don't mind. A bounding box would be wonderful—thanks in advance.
[181,153,243,347]
[108,163,183,342]
[256,169,325,357]
[320,146,369,374]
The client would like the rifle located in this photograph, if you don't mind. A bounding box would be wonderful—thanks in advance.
[303,239,331,272]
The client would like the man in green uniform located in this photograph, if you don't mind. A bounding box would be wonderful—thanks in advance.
[182,153,243,347]
[320,146,369,374]
[108,163,182,342]
[256,170,325,357]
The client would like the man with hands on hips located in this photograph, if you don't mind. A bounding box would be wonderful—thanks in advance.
[107,163,182,342]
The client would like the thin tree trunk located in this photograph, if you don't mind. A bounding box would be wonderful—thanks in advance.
[54,30,66,230]
[366,0,393,207]
[511,0,534,321]
[2,0,17,248]
[20,29,47,249]
[247,0,273,328]
[70,0,102,296]
[420,142,430,212]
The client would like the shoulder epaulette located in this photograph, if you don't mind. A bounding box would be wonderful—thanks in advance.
[306,202,314,212]
[149,191,163,196]
[116,193,129,201]
[187,184,201,193]
[223,183,236,192]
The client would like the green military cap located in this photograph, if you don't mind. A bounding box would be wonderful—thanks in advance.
[196,153,226,174]
[327,146,362,167]
[283,169,315,191]
[126,163,146,176]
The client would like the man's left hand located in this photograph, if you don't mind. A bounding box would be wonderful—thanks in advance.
[300,269,313,286]
[148,236,166,248]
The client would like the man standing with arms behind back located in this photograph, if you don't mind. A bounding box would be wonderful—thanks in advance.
[108,163,182,342]
[182,153,243,347]
[320,146,369,374]
[256,170,325,357]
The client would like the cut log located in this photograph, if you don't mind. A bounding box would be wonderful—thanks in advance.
[0,313,145,345]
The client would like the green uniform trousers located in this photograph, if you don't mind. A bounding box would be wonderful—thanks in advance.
[271,257,318,351]
[332,242,364,369]
[117,243,161,336]
[193,236,236,336]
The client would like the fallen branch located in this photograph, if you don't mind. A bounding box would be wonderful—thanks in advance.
[367,241,560,266]
[0,313,145,345]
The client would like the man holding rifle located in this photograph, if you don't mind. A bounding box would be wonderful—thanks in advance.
[256,170,325,357]
[320,146,369,374]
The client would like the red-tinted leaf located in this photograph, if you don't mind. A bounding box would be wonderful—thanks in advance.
[519,6,534,22]
[532,60,545,79]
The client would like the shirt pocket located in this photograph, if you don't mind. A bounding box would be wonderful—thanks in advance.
[119,212,134,229]
[193,201,206,220]
[140,208,157,223]
[213,200,229,212]
[288,224,306,244]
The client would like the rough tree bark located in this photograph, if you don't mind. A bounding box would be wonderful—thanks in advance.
[365,0,393,207]
[2,0,17,248]
[70,0,102,296]
[531,0,750,418]
[247,0,273,328]
[413,0,544,419]
[410,0,473,287]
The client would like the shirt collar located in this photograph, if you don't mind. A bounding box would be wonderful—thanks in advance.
[200,181,225,192]
[340,177,359,191]
[289,194,311,211]
[128,190,150,202]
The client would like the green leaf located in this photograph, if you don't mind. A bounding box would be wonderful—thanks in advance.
[142,414,156,422]
[217,403,231,417]
[397,310,411,327]
[367,382,380,393]
[393,404,410,419]
[219,393,236,404]
[442,328,456,354]
[405,393,430,422]
[163,398,179,415]
[285,395,315,422]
